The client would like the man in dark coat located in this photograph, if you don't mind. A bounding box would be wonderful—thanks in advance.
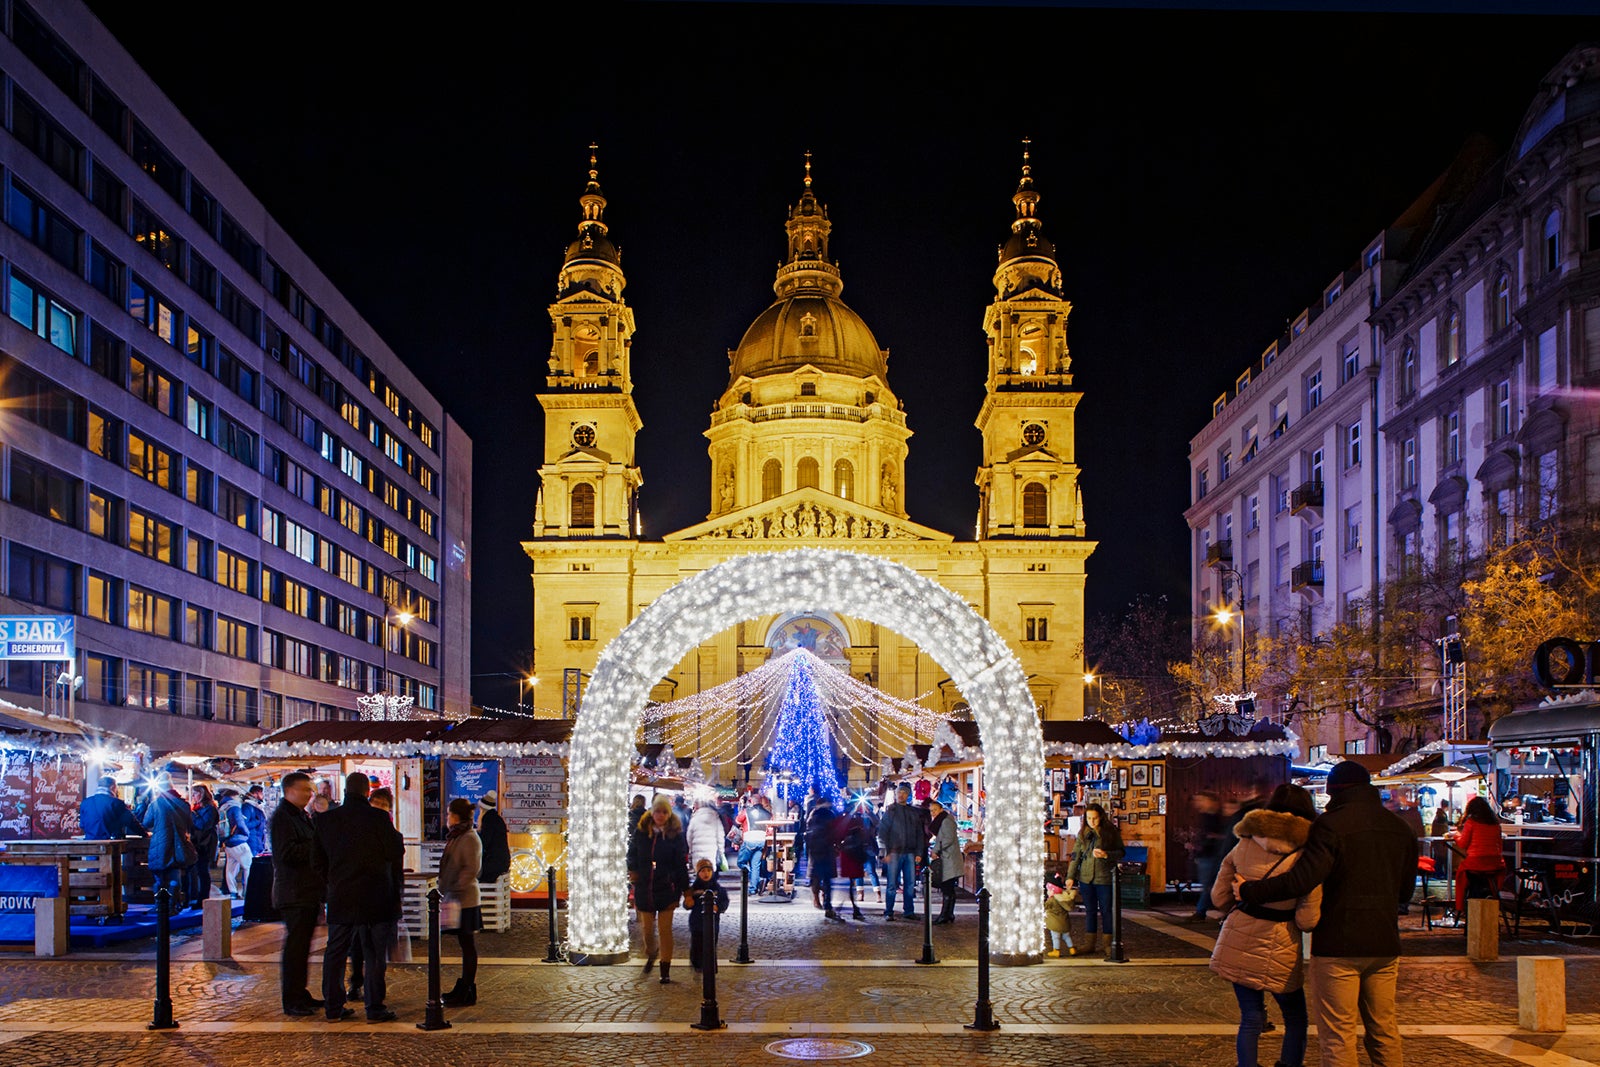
[269,771,325,1016]
[140,774,194,905]
[1235,760,1417,1067]
[80,776,146,840]
[477,790,511,884]
[313,772,403,1022]
[805,793,843,921]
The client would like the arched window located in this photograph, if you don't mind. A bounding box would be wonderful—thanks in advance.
[1444,310,1462,367]
[796,457,820,490]
[1545,211,1562,274]
[762,460,782,501]
[570,483,595,527]
[834,459,854,500]
[583,350,600,377]
[1493,273,1512,332]
[1022,483,1048,527]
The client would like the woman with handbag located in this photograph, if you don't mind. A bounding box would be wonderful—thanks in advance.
[1209,784,1322,1067]
[438,798,483,1006]
[1065,802,1124,955]
[628,795,690,983]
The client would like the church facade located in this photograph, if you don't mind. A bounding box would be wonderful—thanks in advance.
[523,151,1095,779]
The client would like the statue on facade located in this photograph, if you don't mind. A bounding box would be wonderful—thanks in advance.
[880,465,898,511]
[799,504,818,538]
[819,508,836,538]
[719,468,735,512]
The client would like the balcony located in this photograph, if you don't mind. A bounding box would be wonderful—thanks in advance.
[1204,539,1233,567]
[1290,480,1323,514]
[1291,560,1325,591]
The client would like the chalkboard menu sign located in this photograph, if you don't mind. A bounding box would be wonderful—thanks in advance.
[30,757,83,838]
[0,754,30,841]
[421,758,442,841]
[502,756,567,829]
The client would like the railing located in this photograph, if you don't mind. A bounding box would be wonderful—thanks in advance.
[710,401,906,428]
[1291,560,1325,590]
[1205,540,1233,566]
[1290,480,1324,513]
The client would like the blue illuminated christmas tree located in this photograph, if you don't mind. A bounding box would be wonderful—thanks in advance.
[763,652,845,807]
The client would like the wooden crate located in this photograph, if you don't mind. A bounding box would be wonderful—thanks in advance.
[0,841,126,919]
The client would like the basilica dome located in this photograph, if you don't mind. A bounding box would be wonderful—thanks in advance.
[729,293,887,382]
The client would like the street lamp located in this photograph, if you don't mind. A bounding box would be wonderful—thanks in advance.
[1083,672,1103,717]
[1210,562,1248,693]
[520,673,540,711]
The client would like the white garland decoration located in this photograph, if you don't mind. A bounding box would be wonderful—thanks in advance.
[566,548,1045,961]
[1043,726,1300,763]
[236,738,570,760]
[1378,739,1452,779]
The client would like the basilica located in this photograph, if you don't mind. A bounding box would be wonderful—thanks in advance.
[523,150,1095,775]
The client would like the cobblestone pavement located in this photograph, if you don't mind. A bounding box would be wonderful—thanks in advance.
[3,902,1599,1064]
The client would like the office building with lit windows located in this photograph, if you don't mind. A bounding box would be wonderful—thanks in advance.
[0,0,470,751]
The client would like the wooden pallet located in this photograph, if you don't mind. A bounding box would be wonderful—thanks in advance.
[0,840,127,919]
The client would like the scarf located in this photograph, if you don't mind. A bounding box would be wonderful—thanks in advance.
[447,821,473,843]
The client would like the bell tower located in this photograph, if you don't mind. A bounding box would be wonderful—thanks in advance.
[534,147,643,539]
[974,143,1086,540]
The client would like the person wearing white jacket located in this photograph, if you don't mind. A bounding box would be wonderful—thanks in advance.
[686,799,726,871]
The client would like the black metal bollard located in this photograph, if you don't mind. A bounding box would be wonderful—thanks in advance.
[416,887,452,1031]
[542,866,561,963]
[690,892,726,1030]
[963,885,1000,1032]
[731,867,753,964]
[147,885,178,1030]
[1105,863,1128,964]
[915,864,938,965]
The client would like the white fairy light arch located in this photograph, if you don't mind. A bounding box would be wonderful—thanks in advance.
[566,548,1045,964]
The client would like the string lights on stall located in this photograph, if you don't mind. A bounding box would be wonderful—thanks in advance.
[565,548,1047,964]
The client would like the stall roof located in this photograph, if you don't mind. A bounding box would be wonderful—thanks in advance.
[1042,720,1127,746]
[0,697,148,760]
[236,716,573,759]
[1488,700,1600,743]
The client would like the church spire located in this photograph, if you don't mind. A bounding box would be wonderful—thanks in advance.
[776,150,843,299]
[559,143,623,298]
[995,138,1061,298]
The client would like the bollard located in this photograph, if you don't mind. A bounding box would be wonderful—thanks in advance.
[690,892,726,1030]
[1466,898,1499,962]
[542,866,561,964]
[963,885,1000,1031]
[416,887,452,1031]
[731,867,754,964]
[1518,956,1566,1032]
[915,865,938,965]
[202,896,233,961]
[1105,864,1128,963]
[147,885,178,1030]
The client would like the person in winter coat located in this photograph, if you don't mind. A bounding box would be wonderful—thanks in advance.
[1188,791,1227,922]
[1044,871,1077,957]
[438,797,484,1006]
[683,856,730,971]
[1236,760,1417,1067]
[80,776,146,841]
[270,772,325,1016]
[242,786,269,857]
[805,793,844,920]
[1451,796,1507,913]
[141,775,196,905]
[627,795,690,984]
[1065,802,1125,955]
[877,783,925,920]
[1211,784,1323,1067]
[686,798,726,872]
[734,793,773,894]
[186,785,219,909]
[477,790,511,885]
[928,797,962,924]
[314,773,404,1022]
[835,808,871,921]
[217,787,252,899]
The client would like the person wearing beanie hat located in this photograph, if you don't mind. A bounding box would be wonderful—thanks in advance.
[1234,759,1416,1067]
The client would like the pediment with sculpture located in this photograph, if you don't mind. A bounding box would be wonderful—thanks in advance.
[663,487,952,543]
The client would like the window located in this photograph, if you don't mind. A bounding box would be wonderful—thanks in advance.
[568,614,594,642]
[184,606,211,649]
[1196,468,1209,500]
[1270,399,1288,439]
[1443,310,1462,368]
[1545,211,1562,275]
[90,161,125,224]
[83,652,123,706]
[125,585,175,638]
[1274,474,1289,514]
[762,459,782,501]
[186,250,217,303]
[1401,437,1417,490]
[1222,514,1233,544]
[1219,449,1232,482]
[215,546,254,595]
[1444,410,1461,466]
[1326,280,1342,306]
[1309,447,1324,486]
[834,459,853,499]
[1341,339,1360,383]
[1398,529,1420,576]
[1022,483,1048,526]
[185,533,212,579]
[219,213,262,279]
[90,242,124,305]
[185,394,211,439]
[1345,423,1361,470]
[1248,494,1260,531]
[8,271,78,355]
[218,278,260,340]
[216,479,255,531]
[1538,450,1560,520]
[1493,273,1512,332]
[1304,368,1322,412]
[185,678,211,719]
[129,202,182,273]
[184,462,212,510]
[1399,342,1417,398]
[1344,506,1361,553]
[128,274,179,347]
[1496,380,1513,439]
[217,413,256,467]
[1440,510,1463,563]
[1491,487,1515,547]
[570,483,595,527]
[127,353,177,418]
[1024,615,1049,642]
[11,4,82,100]
[214,616,253,659]
[1236,369,1250,394]
[7,179,81,271]
[1309,526,1324,562]
[217,683,256,725]
[126,431,176,492]
[87,407,121,463]
[1274,544,1290,588]
[126,664,176,713]
[799,381,817,396]
[796,457,820,490]
[7,453,78,526]
[85,571,118,623]
[0,354,83,441]
[127,506,175,564]
[87,487,121,543]
[6,543,76,612]
[131,123,184,202]
[1345,739,1368,756]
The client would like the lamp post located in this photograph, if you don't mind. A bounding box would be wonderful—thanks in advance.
[519,674,540,712]
[1083,672,1103,717]
[1210,563,1248,694]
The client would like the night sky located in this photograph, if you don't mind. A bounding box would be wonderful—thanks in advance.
[83,2,1599,707]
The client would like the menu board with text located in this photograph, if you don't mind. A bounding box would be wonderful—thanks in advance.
[30,757,83,838]
[502,756,567,828]
[0,755,30,840]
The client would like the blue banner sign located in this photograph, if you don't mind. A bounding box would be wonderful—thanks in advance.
[0,616,74,662]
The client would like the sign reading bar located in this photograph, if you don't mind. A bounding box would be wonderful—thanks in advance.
[0,615,74,662]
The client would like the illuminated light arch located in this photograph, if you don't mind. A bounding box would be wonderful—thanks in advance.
[566,547,1044,964]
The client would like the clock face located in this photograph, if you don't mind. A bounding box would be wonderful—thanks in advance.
[572,424,596,448]
[1022,423,1046,447]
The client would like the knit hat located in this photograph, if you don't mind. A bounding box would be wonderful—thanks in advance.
[1326,760,1371,791]
[481,790,498,809]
